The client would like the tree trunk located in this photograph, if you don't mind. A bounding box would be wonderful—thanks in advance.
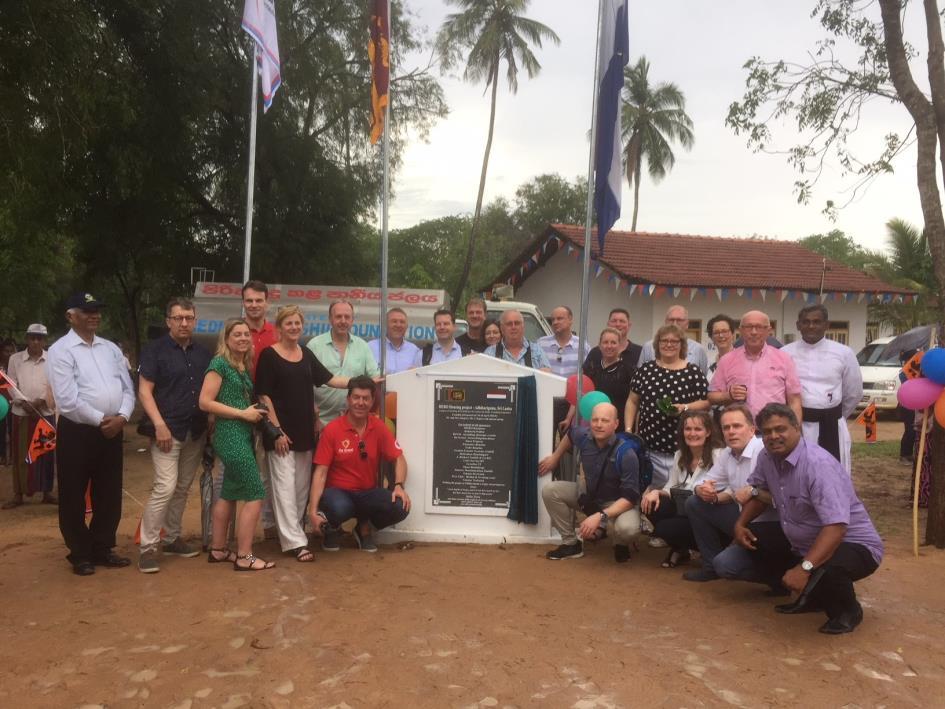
[880,0,945,545]
[450,64,499,311]
[926,422,945,547]
[631,158,641,232]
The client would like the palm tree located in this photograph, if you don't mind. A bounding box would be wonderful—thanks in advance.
[436,0,559,309]
[621,56,694,231]
[866,218,941,331]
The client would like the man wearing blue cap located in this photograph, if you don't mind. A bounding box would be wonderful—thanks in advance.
[47,292,135,576]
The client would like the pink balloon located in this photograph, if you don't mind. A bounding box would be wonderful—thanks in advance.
[897,377,945,410]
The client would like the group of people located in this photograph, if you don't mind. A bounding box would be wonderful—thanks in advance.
[537,302,878,635]
[4,283,883,634]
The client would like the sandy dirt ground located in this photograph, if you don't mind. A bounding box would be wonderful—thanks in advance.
[1,420,944,709]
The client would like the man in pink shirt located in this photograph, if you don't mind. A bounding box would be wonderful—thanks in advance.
[708,311,802,422]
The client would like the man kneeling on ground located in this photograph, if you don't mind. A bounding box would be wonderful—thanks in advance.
[309,376,410,552]
[540,403,641,563]
[733,403,883,635]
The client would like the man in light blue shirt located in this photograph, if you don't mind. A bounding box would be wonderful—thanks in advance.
[418,309,467,366]
[537,305,589,378]
[368,307,419,375]
[484,310,552,372]
[640,305,709,374]
[47,292,135,576]
[308,301,380,427]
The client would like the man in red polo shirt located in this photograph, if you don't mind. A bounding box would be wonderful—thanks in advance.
[309,376,409,552]
[242,279,277,373]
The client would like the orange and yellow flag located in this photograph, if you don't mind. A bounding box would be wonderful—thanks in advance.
[369,0,390,144]
[26,416,56,464]
[855,402,878,443]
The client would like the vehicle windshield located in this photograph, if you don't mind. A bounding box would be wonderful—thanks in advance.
[856,343,899,367]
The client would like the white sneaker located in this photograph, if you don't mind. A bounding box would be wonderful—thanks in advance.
[648,537,668,548]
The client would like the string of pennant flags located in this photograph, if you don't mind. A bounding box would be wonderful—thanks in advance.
[505,234,919,306]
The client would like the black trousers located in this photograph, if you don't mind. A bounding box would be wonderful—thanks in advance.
[648,498,696,553]
[750,523,879,619]
[57,417,124,564]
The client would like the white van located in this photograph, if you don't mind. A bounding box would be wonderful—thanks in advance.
[856,336,901,410]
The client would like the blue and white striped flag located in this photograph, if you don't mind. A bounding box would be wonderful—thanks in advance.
[242,0,282,112]
[593,0,629,253]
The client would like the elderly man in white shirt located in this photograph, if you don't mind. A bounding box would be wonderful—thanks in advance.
[47,292,135,576]
[682,404,779,586]
[3,323,56,508]
[782,305,862,474]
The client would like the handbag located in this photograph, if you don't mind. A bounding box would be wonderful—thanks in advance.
[669,486,694,516]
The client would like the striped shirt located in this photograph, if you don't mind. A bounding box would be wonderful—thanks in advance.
[537,334,589,378]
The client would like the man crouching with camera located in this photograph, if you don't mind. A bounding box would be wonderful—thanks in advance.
[540,402,642,563]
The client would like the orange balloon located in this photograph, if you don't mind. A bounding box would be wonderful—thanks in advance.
[385,392,397,420]
[935,391,945,427]
[384,417,396,436]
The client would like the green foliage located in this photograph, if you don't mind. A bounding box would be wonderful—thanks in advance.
[511,174,588,238]
[0,0,445,351]
[621,56,694,230]
[799,229,875,271]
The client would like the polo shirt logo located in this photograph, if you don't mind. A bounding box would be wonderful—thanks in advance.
[340,438,353,452]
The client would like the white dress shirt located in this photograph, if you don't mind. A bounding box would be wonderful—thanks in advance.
[47,330,135,426]
[702,436,778,521]
[6,349,54,416]
[368,337,420,375]
[425,339,464,365]
[782,337,862,474]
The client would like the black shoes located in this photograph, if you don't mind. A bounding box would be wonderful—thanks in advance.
[72,562,95,576]
[775,598,825,615]
[818,604,864,635]
[546,542,584,560]
[92,552,131,568]
[613,544,631,563]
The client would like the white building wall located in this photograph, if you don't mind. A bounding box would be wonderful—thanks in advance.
[513,252,872,353]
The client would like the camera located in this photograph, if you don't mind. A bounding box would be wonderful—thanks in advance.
[253,402,285,448]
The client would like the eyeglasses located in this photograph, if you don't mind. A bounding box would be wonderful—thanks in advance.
[659,339,682,346]
[741,324,768,331]
[358,440,367,460]
[168,315,196,323]
[711,330,731,337]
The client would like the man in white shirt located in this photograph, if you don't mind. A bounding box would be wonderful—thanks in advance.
[369,307,419,375]
[4,323,56,508]
[640,305,709,374]
[683,404,777,583]
[47,292,135,576]
[418,309,467,366]
[782,305,862,473]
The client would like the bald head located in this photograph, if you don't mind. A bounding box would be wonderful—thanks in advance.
[739,310,771,353]
[499,309,525,348]
[665,305,689,329]
[589,402,619,443]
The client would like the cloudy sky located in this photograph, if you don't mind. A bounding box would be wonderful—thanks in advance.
[386,1,927,253]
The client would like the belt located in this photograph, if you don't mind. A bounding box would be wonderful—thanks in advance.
[802,404,843,462]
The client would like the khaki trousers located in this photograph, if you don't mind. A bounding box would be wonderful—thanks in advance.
[541,480,641,546]
[140,432,205,551]
[266,450,313,551]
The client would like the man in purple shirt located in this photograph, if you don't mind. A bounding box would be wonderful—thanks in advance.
[734,403,883,635]
[708,310,802,421]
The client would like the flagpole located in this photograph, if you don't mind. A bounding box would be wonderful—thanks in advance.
[577,1,605,420]
[378,0,392,420]
[242,52,260,284]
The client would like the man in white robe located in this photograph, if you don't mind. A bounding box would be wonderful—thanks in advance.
[783,305,862,474]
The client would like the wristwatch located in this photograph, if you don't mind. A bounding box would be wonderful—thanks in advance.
[750,486,760,498]
[800,559,815,572]
[599,511,609,527]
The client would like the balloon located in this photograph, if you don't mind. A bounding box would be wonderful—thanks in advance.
[385,392,397,420]
[897,377,944,410]
[578,391,611,420]
[0,396,7,422]
[921,347,945,385]
[565,375,595,406]
[935,391,945,428]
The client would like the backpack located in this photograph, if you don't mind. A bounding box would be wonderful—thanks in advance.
[421,341,470,366]
[612,431,653,491]
[494,341,533,368]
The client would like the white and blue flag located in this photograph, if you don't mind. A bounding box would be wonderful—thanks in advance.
[242,0,282,112]
[593,0,629,253]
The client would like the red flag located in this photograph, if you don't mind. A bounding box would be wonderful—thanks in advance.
[855,402,878,443]
[26,417,56,464]
[369,0,390,144]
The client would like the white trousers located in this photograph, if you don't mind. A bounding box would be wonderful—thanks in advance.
[266,449,314,551]
[140,433,205,551]
[801,420,852,475]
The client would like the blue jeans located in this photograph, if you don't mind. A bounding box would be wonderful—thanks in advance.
[319,487,408,530]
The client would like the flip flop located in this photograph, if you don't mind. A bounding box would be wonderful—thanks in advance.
[289,546,314,562]
[234,554,275,571]
[207,547,237,564]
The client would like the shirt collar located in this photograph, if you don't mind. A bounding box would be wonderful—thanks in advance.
[780,437,806,468]
[65,329,102,348]
[433,340,457,352]
[249,321,274,334]
[729,435,763,461]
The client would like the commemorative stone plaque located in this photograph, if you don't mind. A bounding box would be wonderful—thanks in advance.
[431,379,518,509]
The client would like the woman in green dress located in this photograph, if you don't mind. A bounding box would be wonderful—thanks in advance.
[198,318,273,570]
